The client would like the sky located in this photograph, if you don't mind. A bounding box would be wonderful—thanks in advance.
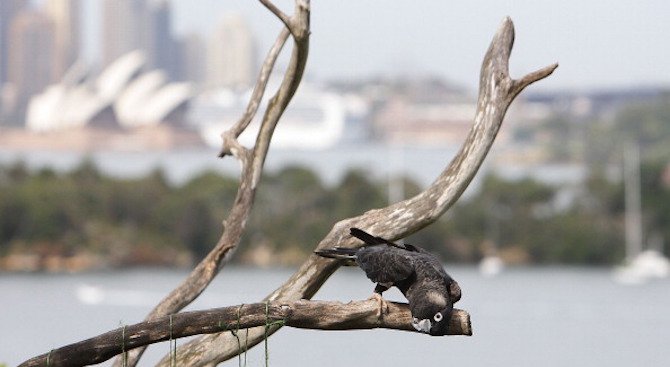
[83,0,670,92]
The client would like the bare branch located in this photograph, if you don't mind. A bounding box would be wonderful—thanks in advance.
[512,63,559,98]
[21,301,470,367]
[167,16,557,366]
[218,27,291,158]
[259,0,293,32]
[111,2,311,367]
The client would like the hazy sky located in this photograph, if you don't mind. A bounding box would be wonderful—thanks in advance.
[84,0,670,92]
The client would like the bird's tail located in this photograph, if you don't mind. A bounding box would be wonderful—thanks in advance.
[314,247,358,266]
[350,227,401,248]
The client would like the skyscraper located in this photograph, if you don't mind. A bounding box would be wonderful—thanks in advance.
[180,33,206,86]
[146,0,180,80]
[207,14,257,90]
[7,9,55,119]
[45,0,81,81]
[0,0,28,86]
[102,0,146,68]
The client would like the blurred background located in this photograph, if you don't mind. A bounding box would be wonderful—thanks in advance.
[1,1,669,366]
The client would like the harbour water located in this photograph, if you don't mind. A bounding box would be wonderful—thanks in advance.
[2,266,669,366]
[0,144,588,198]
[0,145,461,188]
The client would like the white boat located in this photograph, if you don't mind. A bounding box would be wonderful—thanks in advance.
[613,142,670,284]
[479,255,504,277]
[614,249,670,285]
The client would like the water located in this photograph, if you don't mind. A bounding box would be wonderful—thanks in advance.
[0,145,460,188]
[2,266,669,367]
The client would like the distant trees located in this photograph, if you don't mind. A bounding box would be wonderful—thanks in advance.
[0,161,404,267]
[5,150,670,267]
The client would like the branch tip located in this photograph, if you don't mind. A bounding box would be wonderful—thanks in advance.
[513,62,559,95]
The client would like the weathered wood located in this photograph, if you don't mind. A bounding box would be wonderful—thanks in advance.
[165,16,557,367]
[111,1,310,367]
[19,300,471,367]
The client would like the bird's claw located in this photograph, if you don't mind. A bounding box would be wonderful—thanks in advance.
[368,293,389,321]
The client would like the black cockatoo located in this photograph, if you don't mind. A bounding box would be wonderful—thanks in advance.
[315,227,461,336]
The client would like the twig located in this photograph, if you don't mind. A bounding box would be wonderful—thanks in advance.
[219,27,291,158]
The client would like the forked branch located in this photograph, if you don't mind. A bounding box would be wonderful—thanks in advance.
[23,10,557,367]
[165,16,557,366]
[110,1,311,366]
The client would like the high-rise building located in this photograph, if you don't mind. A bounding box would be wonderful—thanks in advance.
[146,0,180,80]
[0,0,28,86]
[7,10,55,119]
[45,0,81,81]
[102,0,146,68]
[207,14,257,90]
[180,33,206,86]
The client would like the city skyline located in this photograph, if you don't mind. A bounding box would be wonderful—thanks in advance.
[54,0,670,92]
[165,0,669,92]
[0,0,259,125]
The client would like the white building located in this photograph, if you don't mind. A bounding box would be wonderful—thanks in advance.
[26,50,193,132]
[207,14,256,90]
[45,0,80,80]
[191,81,370,150]
[102,0,147,68]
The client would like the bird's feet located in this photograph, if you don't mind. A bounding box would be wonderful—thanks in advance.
[368,292,389,321]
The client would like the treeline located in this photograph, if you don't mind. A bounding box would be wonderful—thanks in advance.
[1,155,668,268]
[2,97,670,269]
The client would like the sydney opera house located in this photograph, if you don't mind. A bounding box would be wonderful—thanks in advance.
[8,50,201,151]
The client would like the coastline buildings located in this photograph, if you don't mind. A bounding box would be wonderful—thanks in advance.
[46,0,80,80]
[0,0,27,86]
[0,0,182,125]
[0,1,665,158]
[0,0,255,126]
[103,0,180,80]
[27,50,193,132]
[13,50,198,151]
[192,80,370,150]
[102,0,146,68]
[146,0,181,80]
[6,9,55,123]
[207,14,257,90]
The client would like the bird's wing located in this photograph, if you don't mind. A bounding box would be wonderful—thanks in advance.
[356,246,415,284]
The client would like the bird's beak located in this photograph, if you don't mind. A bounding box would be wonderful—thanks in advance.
[411,318,431,333]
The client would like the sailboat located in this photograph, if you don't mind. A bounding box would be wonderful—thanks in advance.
[478,205,505,277]
[613,141,670,284]
[479,252,504,277]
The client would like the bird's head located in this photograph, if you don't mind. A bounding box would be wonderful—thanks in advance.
[411,290,455,336]
[411,304,453,336]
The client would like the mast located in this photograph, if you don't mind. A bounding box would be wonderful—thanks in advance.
[624,140,643,260]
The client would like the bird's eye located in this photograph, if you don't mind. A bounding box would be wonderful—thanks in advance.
[433,312,443,322]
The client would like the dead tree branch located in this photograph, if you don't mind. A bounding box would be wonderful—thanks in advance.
[164,16,557,366]
[20,301,471,367]
[218,27,290,159]
[22,7,556,366]
[110,1,311,366]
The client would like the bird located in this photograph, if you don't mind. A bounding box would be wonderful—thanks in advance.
[315,227,461,336]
